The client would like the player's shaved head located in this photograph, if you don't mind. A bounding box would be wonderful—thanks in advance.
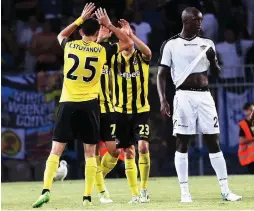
[181,7,201,22]
[180,7,202,37]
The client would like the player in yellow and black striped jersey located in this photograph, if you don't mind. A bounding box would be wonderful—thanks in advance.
[106,20,152,204]
[32,5,133,208]
[93,28,134,203]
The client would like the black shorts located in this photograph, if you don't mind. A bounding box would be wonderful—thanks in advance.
[52,100,100,144]
[115,112,150,148]
[100,112,116,141]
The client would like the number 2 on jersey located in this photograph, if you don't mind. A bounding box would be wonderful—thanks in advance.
[67,53,98,82]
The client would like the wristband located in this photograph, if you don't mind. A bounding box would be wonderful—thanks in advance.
[74,17,84,26]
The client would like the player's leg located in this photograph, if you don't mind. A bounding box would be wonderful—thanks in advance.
[75,99,100,206]
[83,143,97,206]
[32,103,72,208]
[138,140,150,202]
[102,141,120,177]
[95,113,120,203]
[94,143,107,201]
[175,134,194,203]
[32,141,65,208]
[135,112,150,203]
[125,145,139,204]
[173,91,197,203]
[199,92,242,201]
[115,113,139,203]
[100,113,120,177]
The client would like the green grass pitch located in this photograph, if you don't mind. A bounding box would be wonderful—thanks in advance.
[2,176,254,210]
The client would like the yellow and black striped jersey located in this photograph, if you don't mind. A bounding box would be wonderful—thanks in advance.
[60,39,119,103]
[99,42,115,113]
[111,50,150,114]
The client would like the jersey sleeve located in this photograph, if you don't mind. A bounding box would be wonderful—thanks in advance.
[100,42,119,62]
[60,38,70,49]
[158,40,172,68]
[137,50,150,64]
[210,40,216,51]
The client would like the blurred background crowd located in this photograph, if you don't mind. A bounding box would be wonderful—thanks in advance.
[2,0,254,73]
[1,0,254,181]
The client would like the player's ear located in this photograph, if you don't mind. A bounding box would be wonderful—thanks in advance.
[95,30,99,37]
[79,28,84,37]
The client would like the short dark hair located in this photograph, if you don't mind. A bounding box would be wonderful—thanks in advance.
[243,103,253,110]
[80,18,100,36]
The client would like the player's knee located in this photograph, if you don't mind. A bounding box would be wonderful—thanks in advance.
[138,140,149,154]
[125,145,135,159]
[203,134,221,153]
[108,148,121,158]
[176,134,192,153]
[84,144,96,158]
[105,141,119,157]
[50,141,66,157]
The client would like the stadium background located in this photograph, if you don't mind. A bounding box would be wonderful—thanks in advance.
[1,0,254,182]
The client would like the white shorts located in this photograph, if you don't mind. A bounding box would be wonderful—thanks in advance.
[173,90,220,136]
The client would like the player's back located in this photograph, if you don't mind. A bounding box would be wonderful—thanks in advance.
[60,39,107,102]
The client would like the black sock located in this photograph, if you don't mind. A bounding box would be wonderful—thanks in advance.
[83,196,91,202]
[42,189,50,195]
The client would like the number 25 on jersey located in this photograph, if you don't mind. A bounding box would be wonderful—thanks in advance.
[67,53,98,82]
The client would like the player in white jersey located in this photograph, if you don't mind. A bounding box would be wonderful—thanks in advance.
[157,7,242,203]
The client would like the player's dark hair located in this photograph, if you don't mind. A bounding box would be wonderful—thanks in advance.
[243,103,253,110]
[80,18,100,36]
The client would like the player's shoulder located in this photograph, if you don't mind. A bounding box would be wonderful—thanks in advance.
[98,41,111,48]
[160,34,181,51]
[161,34,180,46]
[198,35,215,46]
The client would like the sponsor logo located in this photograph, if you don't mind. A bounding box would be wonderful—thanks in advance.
[200,45,207,50]
[184,44,198,46]
[102,68,109,75]
[118,71,140,78]
[133,57,138,65]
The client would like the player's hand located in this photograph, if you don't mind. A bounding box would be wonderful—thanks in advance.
[95,8,111,28]
[80,3,96,21]
[206,47,216,61]
[160,100,170,118]
[97,26,112,42]
[118,19,132,36]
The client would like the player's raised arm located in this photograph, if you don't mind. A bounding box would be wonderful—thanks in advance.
[96,26,112,43]
[57,3,95,45]
[119,19,152,61]
[95,8,132,51]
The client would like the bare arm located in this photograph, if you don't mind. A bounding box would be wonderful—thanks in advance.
[95,8,132,52]
[157,66,170,116]
[157,66,168,102]
[57,3,95,45]
[119,19,151,60]
[130,34,152,60]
